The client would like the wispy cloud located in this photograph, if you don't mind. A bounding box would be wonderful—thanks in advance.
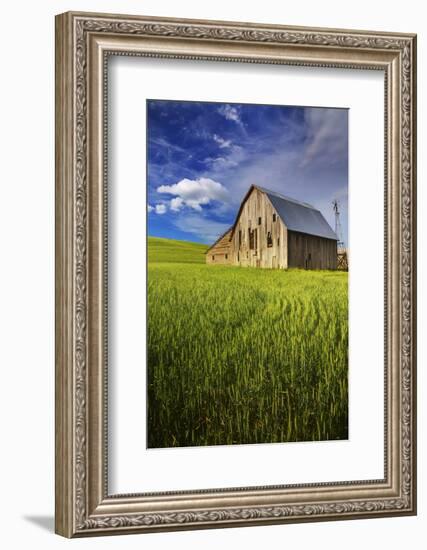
[203,156,239,170]
[218,104,242,124]
[203,144,245,172]
[150,136,187,153]
[174,214,230,243]
[300,108,348,168]
[213,134,232,148]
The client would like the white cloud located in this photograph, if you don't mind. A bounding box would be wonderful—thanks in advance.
[155,204,167,215]
[170,197,184,212]
[213,134,232,148]
[157,177,229,211]
[218,104,241,123]
[147,203,168,215]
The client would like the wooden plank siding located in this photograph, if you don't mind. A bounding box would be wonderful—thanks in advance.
[205,228,233,264]
[287,230,337,270]
[230,187,288,269]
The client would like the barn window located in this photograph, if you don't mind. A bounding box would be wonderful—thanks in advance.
[225,254,228,259]
[267,231,273,248]
[238,230,242,248]
[258,217,261,225]
[212,255,215,261]
[277,237,280,246]
[249,229,255,250]
[273,213,276,222]
[237,252,239,261]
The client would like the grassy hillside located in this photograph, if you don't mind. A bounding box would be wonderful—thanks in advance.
[148,236,208,264]
[147,236,348,448]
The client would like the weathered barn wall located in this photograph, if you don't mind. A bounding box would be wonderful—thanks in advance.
[205,228,232,264]
[206,186,338,270]
[287,231,337,270]
[230,187,288,269]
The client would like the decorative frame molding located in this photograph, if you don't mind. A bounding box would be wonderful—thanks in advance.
[55,11,417,537]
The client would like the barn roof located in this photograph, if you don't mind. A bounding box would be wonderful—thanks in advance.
[257,186,338,240]
[230,185,337,241]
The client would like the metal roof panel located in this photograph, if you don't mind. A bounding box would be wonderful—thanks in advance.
[261,187,338,240]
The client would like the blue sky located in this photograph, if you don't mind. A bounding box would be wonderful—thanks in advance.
[147,100,348,246]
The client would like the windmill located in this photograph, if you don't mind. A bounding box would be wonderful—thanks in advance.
[332,199,348,271]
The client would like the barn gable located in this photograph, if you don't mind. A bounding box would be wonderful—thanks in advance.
[205,227,233,264]
[229,186,288,269]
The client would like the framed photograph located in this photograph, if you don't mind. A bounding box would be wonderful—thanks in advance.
[55,11,417,537]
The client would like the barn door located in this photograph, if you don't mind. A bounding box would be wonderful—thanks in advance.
[272,256,277,269]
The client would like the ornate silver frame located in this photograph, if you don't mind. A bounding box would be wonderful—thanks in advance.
[55,11,417,537]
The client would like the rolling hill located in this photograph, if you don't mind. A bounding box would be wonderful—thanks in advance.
[148,236,208,264]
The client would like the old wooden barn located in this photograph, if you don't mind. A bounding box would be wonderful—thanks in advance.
[206,185,338,270]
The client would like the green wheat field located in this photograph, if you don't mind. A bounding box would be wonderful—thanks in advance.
[147,236,348,448]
